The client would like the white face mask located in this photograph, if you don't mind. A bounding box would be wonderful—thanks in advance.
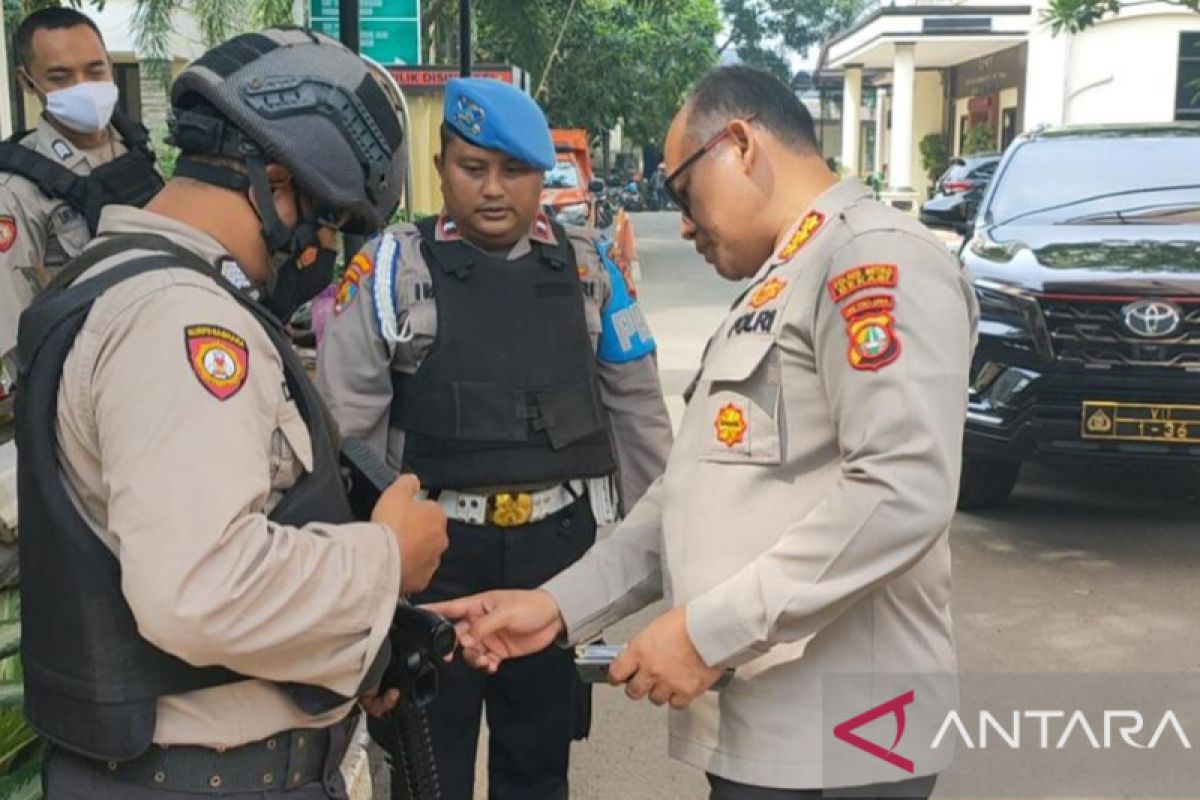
[29,77,119,135]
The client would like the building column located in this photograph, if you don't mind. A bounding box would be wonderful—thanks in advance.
[874,87,888,179]
[0,8,11,139]
[841,65,862,176]
[1024,0,1069,127]
[888,43,916,192]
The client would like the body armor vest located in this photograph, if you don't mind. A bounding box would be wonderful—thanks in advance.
[0,109,164,234]
[390,218,616,489]
[16,234,357,761]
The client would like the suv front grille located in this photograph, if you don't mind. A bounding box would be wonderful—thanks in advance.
[1037,297,1200,369]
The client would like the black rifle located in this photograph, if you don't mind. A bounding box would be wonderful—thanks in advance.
[341,438,455,800]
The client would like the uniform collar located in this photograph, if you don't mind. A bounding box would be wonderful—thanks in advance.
[760,177,874,276]
[434,212,560,249]
[95,205,232,269]
[31,115,122,171]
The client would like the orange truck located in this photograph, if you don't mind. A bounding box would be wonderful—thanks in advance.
[541,129,596,227]
[541,129,640,290]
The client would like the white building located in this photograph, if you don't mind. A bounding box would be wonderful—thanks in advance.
[818,0,1200,208]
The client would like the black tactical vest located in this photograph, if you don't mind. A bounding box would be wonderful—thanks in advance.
[0,108,164,234]
[16,234,360,762]
[390,218,616,489]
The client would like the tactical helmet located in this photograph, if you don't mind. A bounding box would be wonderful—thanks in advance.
[168,27,405,241]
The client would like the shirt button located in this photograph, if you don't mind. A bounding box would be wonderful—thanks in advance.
[293,770,303,785]
[263,772,275,785]
[297,735,306,749]
[210,775,222,788]
[266,738,277,751]
[154,771,166,784]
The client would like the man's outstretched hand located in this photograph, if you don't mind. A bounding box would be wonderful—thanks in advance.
[425,590,565,672]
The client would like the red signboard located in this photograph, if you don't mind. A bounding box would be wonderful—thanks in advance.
[388,66,517,91]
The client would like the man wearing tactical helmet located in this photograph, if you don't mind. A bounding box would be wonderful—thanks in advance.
[14,28,448,798]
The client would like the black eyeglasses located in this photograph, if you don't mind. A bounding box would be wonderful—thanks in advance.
[663,113,758,219]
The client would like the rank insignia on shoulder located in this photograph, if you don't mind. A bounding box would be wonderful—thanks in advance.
[842,294,901,372]
[52,139,74,161]
[828,263,899,303]
[184,324,249,400]
[714,402,748,448]
[749,276,788,309]
[0,217,15,253]
[335,250,375,315]
[776,211,825,262]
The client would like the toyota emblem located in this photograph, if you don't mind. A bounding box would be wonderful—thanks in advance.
[1121,299,1182,339]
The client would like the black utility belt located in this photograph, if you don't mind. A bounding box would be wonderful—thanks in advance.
[67,723,341,793]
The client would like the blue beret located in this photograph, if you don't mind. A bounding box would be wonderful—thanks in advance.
[444,78,555,171]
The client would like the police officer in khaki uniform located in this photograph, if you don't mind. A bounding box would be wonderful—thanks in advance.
[0,8,163,575]
[0,7,163,351]
[16,29,448,798]
[432,66,979,800]
[317,78,672,799]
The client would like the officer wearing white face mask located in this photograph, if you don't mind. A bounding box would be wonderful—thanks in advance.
[0,8,163,355]
[0,7,163,583]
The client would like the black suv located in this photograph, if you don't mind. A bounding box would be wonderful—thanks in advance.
[954,124,1200,508]
[919,154,1000,231]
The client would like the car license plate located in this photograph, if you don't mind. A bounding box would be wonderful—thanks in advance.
[1081,401,1200,444]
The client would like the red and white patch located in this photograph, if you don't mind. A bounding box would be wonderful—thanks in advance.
[0,217,16,253]
[827,264,899,303]
[436,216,461,242]
[530,213,557,245]
[184,324,249,401]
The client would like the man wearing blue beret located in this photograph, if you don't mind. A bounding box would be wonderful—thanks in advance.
[316,77,673,799]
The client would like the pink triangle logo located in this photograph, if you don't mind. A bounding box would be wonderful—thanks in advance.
[832,690,916,774]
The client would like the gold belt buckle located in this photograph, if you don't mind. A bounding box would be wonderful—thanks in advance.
[487,492,534,527]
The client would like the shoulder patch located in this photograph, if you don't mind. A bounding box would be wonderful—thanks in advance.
[0,217,15,253]
[827,263,899,303]
[776,211,826,262]
[842,294,900,372]
[185,324,249,400]
[335,250,375,314]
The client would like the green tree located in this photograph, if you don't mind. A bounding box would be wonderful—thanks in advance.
[918,133,949,186]
[718,0,867,81]
[467,0,720,150]
[1042,0,1198,34]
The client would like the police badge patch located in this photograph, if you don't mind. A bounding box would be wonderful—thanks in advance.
[184,324,249,400]
[841,294,901,371]
[714,402,749,448]
[0,217,15,253]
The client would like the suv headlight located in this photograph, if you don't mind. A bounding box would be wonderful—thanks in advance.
[974,279,1039,340]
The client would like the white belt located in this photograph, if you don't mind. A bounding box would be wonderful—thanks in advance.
[421,477,619,528]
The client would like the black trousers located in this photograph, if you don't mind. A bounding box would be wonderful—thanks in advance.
[707,774,937,800]
[413,494,597,800]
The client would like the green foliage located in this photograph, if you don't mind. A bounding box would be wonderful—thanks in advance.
[1041,0,1198,34]
[720,0,867,82]
[963,122,997,156]
[0,590,39,800]
[918,133,949,186]
[474,0,720,149]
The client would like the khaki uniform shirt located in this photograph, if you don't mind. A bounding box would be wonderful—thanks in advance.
[317,216,672,509]
[54,205,400,748]
[0,116,129,352]
[544,179,980,788]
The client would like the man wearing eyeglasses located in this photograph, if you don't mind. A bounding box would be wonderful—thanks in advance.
[431,65,979,799]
